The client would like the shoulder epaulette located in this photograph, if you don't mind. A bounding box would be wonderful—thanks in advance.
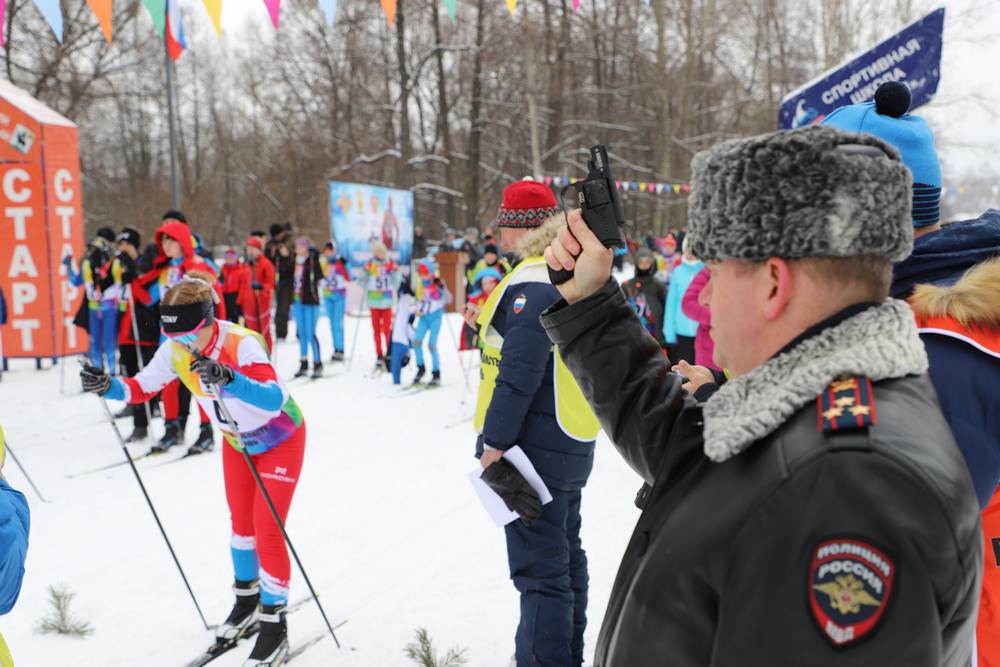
[816,374,877,432]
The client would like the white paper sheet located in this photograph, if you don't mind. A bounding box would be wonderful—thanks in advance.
[469,446,553,528]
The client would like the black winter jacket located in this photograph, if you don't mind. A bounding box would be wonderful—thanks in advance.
[541,280,981,666]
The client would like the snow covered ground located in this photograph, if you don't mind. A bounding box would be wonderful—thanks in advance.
[0,311,640,666]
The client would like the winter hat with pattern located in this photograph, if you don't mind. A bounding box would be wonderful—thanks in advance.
[687,125,912,263]
[495,178,560,229]
[821,82,941,228]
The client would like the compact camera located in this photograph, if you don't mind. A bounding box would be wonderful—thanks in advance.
[548,144,626,286]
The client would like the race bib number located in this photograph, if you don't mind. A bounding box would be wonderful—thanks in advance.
[369,274,392,292]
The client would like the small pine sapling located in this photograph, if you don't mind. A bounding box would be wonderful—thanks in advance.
[36,584,93,637]
[404,627,468,667]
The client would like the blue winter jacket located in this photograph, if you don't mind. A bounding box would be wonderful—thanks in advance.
[477,280,595,491]
[0,479,29,614]
[892,208,1000,297]
[892,209,1000,508]
[663,260,702,343]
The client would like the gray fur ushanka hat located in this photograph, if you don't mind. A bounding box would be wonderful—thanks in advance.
[686,125,913,263]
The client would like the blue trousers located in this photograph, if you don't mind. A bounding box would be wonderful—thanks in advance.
[413,310,443,372]
[323,292,346,353]
[88,305,118,374]
[389,341,410,385]
[505,489,588,667]
[292,302,321,362]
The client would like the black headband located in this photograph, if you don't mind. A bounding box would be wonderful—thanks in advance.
[159,299,214,335]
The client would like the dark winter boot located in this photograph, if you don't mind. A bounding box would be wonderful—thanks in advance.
[331,350,345,362]
[216,580,260,644]
[149,419,181,454]
[124,426,148,443]
[412,365,426,385]
[187,422,215,456]
[375,355,386,372]
[311,362,324,379]
[294,359,309,378]
[428,370,441,386]
[244,604,288,666]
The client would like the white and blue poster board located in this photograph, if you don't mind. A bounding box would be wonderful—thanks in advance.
[329,181,414,274]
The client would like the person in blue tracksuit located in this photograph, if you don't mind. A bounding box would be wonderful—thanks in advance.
[66,234,123,374]
[474,179,600,667]
[662,241,702,365]
[0,424,30,662]
[411,259,452,386]
[321,242,351,362]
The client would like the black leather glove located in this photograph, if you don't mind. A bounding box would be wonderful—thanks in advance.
[80,363,112,395]
[190,355,235,387]
[481,458,542,526]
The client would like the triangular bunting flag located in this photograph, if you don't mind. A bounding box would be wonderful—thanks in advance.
[165,0,186,60]
[442,0,456,22]
[647,183,655,193]
[141,0,165,38]
[672,184,681,194]
[682,183,691,193]
[202,0,222,36]
[380,0,396,24]
[86,0,113,43]
[33,0,64,42]
[506,0,517,16]
[318,0,337,25]
[655,183,664,194]
[572,0,580,10]
[638,182,646,192]
[261,0,280,28]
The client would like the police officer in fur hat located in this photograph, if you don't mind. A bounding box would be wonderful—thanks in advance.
[473,178,601,667]
[540,125,981,665]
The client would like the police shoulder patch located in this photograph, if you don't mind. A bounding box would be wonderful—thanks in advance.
[512,293,527,314]
[809,537,895,647]
[816,374,877,432]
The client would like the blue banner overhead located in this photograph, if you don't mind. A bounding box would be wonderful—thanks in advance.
[778,8,944,129]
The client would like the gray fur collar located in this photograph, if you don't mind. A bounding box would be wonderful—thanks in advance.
[703,300,928,463]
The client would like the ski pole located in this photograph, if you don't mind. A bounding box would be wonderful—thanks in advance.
[346,285,368,371]
[442,313,472,394]
[2,438,49,504]
[194,367,341,649]
[127,287,157,440]
[93,388,210,631]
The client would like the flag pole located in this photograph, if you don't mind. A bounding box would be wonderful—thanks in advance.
[163,25,181,210]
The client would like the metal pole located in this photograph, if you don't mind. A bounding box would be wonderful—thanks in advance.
[127,287,156,440]
[190,352,341,649]
[96,393,209,630]
[3,439,49,504]
[164,41,181,210]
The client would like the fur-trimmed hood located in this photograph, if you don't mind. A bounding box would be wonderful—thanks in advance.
[910,257,1000,330]
[516,214,567,259]
[703,299,928,462]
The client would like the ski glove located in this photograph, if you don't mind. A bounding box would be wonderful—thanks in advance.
[481,458,542,526]
[251,282,263,290]
[80,364,112,395]
[190,356,235,387]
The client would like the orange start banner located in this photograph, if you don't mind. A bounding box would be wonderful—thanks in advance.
[0,80,86,359]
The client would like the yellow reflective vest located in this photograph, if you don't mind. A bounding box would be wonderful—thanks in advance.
[473,257,600,442]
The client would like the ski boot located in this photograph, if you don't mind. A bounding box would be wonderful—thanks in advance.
[124,426,148,443]
[311,362,324,379]
[412,365,426,385]
[244,604,288,666]
[428,370,441,386]
[331,350,345,362]
[216,580,260,644]
[294,359,309,378]
[374,355,387,373]
[149,418,184,454]
[187,422,215,456]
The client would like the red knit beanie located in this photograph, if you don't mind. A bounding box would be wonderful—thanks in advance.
[245,237,263,250]
[495,179,559,229]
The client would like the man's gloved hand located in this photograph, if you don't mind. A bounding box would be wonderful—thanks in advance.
[251,282,263,290]
[481,458,542,526]
[80,363,112,395]
[191,355,235,387]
